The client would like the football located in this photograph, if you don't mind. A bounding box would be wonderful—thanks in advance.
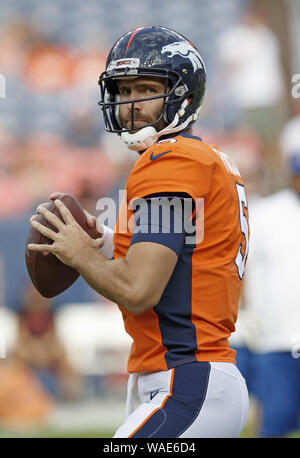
[25,194,90,298]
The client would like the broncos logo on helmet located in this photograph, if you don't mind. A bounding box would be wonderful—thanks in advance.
[161,42,204,73]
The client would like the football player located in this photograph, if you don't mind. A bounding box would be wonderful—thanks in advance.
[29,26,249,438]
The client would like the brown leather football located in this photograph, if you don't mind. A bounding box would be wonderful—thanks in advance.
[25,194,90,298]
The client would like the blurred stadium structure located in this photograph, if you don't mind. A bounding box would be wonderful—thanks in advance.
[0,0,299,437]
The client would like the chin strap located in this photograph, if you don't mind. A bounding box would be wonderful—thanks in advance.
[120,100,201,151]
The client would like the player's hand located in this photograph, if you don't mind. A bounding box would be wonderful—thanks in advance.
[50,192,103,240]
[28,199,104,269]
[30,192,103,240]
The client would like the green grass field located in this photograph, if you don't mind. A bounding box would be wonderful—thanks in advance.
[0,428,115,438]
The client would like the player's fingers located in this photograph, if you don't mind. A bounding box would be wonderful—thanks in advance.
[37,205,65,230]
[54,199,75,225]
[50,192,65,200]
[27,243,54,253]
[31,220,58,241]
[35,202,50,214]
[30,214,38,223]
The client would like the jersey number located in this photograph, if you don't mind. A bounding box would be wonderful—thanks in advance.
[235,183,249,279]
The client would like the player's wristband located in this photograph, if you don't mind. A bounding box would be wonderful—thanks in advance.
[98,224,114,259]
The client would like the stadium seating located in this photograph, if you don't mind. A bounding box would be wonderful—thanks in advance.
[0,0,249,137]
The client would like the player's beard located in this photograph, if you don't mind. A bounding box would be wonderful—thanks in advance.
[119,104,167,133]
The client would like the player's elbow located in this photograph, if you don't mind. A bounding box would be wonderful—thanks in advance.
[125,289,159,315]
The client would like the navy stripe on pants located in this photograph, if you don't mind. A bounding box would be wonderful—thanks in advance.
[131,361,211,438]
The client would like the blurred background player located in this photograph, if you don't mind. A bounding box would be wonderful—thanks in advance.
[238,105,300,438]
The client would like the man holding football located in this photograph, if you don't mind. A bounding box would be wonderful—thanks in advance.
[29,26,249,438]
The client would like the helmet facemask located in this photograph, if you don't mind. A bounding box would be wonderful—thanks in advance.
[99,69,185,129]
[99,69,198,151]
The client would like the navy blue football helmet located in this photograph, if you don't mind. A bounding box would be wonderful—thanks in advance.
[98,26,206,151]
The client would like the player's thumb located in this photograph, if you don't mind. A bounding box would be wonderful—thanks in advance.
[83,209,96,229]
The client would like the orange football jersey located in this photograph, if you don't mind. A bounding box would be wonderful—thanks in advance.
[113,133,249,373]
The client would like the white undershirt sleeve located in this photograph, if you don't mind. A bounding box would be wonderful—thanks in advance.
[97,224,114,259]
